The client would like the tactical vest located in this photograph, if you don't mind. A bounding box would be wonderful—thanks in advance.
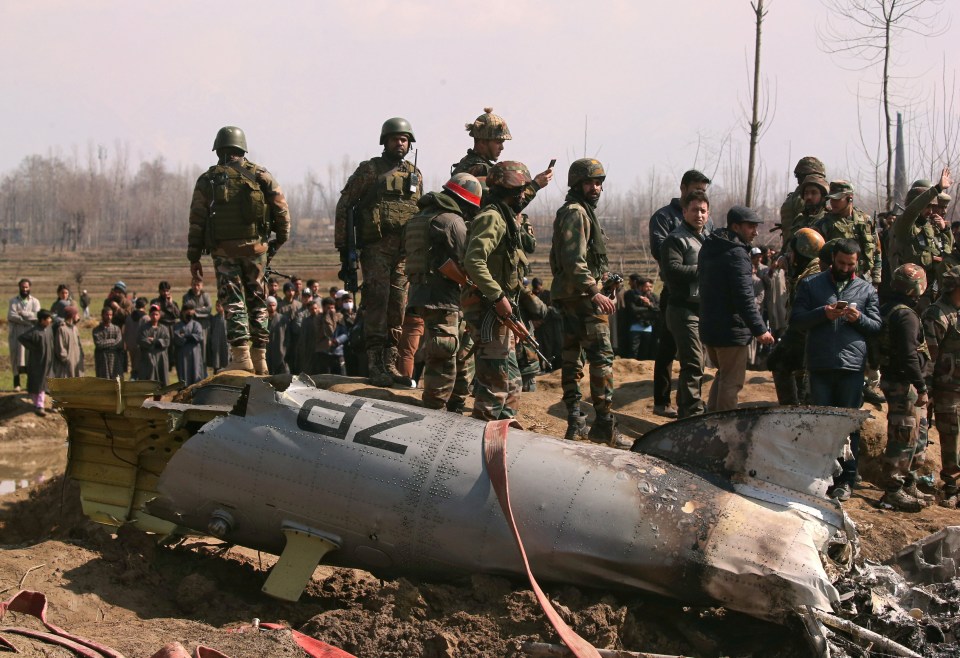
[204,161,269,244]
[403,211,435,277]
[360,158,421,243]
[549,200,609,286]
[878,303,930,370]
[480,204,523,296]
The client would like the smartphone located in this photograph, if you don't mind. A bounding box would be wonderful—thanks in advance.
[548,158,557,169]
[835,301,849,310]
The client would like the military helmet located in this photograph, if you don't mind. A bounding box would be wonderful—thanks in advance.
[466,107,512,141]
[487,161,532,191]
[794,156,826,178]
[794,227,826,259]
[906,186,927,204]
[911,178,934,189]
[943,266,960,292]
[568,158,606,188]
[891,263,927,297]
[827,180,855,200]
[800,174,829,197]
[443,173,483,208]
[212,126,247,153]
[379,117,416,145]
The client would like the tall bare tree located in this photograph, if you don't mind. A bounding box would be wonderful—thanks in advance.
[818,0,948,210]
[745,0,771,207]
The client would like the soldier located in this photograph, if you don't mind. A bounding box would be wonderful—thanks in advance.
[550,158,630,447]
[780,156,827,239]
[660,190,711,419]
[187,126,290,375]
[461,161,531,421]
[648,169,713,418]
[403,173,481,410]
[813,181,881,284]
[887,169,953,279]
[922,265,960,508]
[781,174,829,247]
[335,117,422,387]
[877,264,932,512]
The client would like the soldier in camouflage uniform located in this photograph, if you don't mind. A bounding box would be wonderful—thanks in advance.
[922,264,960,508]
[450,108,553,408]
[187,126,290,374]
[403,173,480,410]
[781,175,829,246]
[780,156,826,242]
[335,117,423,387]
[887,170,953,283]
[461,161,531,420]
[550,159,630,447]
[878,264,932,512]
[813,181,882,284]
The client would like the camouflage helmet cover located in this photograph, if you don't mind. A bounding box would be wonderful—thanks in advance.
[800,174,829,197]
[827,180,855,200]
[942,266,960,292]
[466,107,512,141]
[794,227,826,259]
[443,172,483,208]
[212,126,248,153]
[891,263,927,297]
[568,158,606,188]
[794,156,825,178]
[380,117,416,145]
[487,161,532,191]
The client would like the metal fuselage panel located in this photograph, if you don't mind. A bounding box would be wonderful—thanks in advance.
[148,380,845,620]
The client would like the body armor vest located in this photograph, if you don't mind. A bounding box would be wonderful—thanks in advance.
[360,158,421,243]
[931,301,960,390]
[404,211,435,277]
[204,161,269,244]
[878,303,930,370]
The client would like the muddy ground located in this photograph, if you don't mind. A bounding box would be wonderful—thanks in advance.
[0,360,958,657]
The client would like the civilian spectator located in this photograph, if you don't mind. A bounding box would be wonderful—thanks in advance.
[173,303,205,386]
[80,289,91,320]
[622,275,659,360]
[207,300,230,374]
[791,239,882,501]
[93,307,125,379]
[266,296,291,375]
[51,283,75,318]
[123,298,148,380]
[8,278,41,391]
[139,304,171,384]
[18,310,54,416]
[51,306,83,378]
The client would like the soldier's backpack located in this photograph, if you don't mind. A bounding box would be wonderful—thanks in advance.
[204,162,269,245]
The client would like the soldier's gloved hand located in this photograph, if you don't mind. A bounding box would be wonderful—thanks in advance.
[190,261,203,282]
[494,294,513,319]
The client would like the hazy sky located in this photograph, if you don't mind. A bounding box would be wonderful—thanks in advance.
[2,0,957,202]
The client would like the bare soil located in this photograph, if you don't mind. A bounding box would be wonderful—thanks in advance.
[1,360,958,657]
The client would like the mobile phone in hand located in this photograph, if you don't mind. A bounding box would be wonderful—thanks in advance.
[835,301,849,310]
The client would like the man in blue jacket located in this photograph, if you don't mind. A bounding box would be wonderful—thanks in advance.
[791,238,882,501]
[699,206,774,412]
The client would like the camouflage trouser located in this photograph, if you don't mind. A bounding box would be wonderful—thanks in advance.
[516,290,545,387]
[465,311,521,421]
[450,319,474,409]
[933,388,960,485]
[214,254,268,347]
[879,378,921,491]
[556,297,614,416]
[360,232,407,352]
[419,308,460,410]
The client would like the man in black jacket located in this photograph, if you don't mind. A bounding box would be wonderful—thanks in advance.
[699,206,774,412]
[878,263,932,512]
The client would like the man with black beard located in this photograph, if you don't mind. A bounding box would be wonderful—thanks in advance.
[791,239,882,501]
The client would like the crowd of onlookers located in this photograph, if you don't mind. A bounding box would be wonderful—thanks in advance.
[6,276,362,415]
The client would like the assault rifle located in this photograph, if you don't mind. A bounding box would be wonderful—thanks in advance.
[264,266,293,281]
[338,206,361,293]
[438,259,549,363]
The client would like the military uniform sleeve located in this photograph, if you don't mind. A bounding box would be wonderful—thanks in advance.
[187,175,211,263]
[334,160,377,250]
[434,214,468,263]
[922,306,947,368]
[893,185,941,247]
[557,205,601,296]
[256,167,290,246]
[519,215,536,254]
[464,211,508,301]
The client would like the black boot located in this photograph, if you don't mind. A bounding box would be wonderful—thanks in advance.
[588,414,632,449]
[564,410,588,440]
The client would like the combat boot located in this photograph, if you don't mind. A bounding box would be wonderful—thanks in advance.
[879,488,925,513]
[367,349,393,387]
[902,481,935,505]
[227,344,255,373]
[588,414,633,449]
[382,346,412,387]
[250,347,269,376]
[862,385,886,407]
[522,376,537,392]
[564,411,588,441]
[940,483,959,509]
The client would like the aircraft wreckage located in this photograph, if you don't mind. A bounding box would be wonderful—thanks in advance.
[52,374,864,624]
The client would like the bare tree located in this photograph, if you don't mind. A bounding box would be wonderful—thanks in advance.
[818,0,948,210]
[744,0,772,207]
